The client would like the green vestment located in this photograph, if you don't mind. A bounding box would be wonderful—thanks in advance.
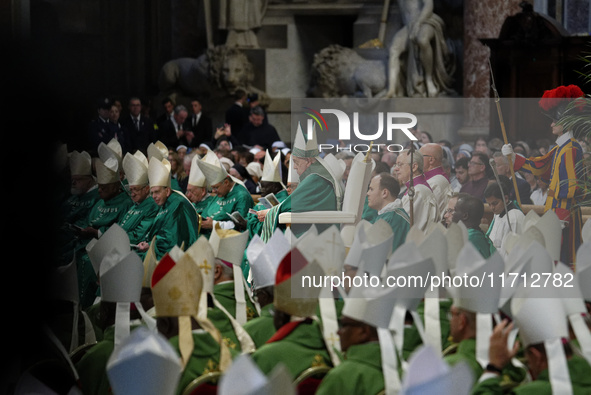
[402,299,452,360]
[246,189,288,239]
[316,342,385,395]
[193,194,215,216]
[75,325,139,395]
[372,205,410,253]
[212,281,259,322]
[200,183,254,237]
[144,191,199,260]
[471,355,591,395]
[261,161,341,241]
[206,306,241,352]
[251,319,332,379]
[468,228,495,259]
[61,187,100,228]
[169,329,240,395]
[85,191,134,235]
[443,338,483,382]
[118,196,159,245]
[242,303,275,348]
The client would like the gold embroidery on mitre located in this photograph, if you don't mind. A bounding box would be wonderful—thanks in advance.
[199,260,212,275]
[168,286,182,300]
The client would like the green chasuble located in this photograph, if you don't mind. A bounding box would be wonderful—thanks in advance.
[144,190,199,260]
[402,299,452,360]
[193,194,215,216]
[471,355,591,395]
[75,324,139,395]
[118,196,159,245]
[443,338,483,381]
[261,161,341,241]
[316,342,384,395]
[75,191,133,307]
[251,319,332,380]
[169,329,240,395]
[200,183,254,237]
[206,306,241,352]
[467,228,495,259]
[242,303,276,348]
[372,204,410,253]
[212,281,259,321]
[61,187,100,228]
[246,189,288,239]
[85,191,134,235]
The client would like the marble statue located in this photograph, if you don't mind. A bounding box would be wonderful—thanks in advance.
[307,44,387,98]
[385,0,455,98]
[219,0,268,48]
[158,45,266,101]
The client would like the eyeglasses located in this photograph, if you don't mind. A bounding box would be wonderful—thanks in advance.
[393,162,409,168]
[444,208,455,214]
[468,160,484,166]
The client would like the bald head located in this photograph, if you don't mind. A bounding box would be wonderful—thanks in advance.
[419,143,443,172]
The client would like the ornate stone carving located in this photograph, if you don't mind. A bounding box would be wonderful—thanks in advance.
[158,45,267,101]
[307,45,387,98]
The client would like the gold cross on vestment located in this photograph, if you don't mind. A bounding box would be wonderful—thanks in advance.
[199,260,212,275]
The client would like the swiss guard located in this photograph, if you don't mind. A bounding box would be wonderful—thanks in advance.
[502,85,587,265]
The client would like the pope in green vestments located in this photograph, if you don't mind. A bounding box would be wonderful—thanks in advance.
[316,342,385,395]
[261,160,341,240]
[260,123,343,241]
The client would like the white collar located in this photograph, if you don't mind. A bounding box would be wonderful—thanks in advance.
[378,199,403,215]
[556,131,573,146]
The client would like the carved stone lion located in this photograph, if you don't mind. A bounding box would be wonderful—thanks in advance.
[158,45,265,101]
[307,45,387,98]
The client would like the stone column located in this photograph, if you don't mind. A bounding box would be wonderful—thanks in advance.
[458,0,521,142]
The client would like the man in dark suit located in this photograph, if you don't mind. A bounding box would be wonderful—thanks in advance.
[87,97,117,156]
[183,98,213,148]
[120,97,156,155]
[155,97,175,131]
[239,106,282,150]
[157,104,189,150]
[225,89,249,142]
